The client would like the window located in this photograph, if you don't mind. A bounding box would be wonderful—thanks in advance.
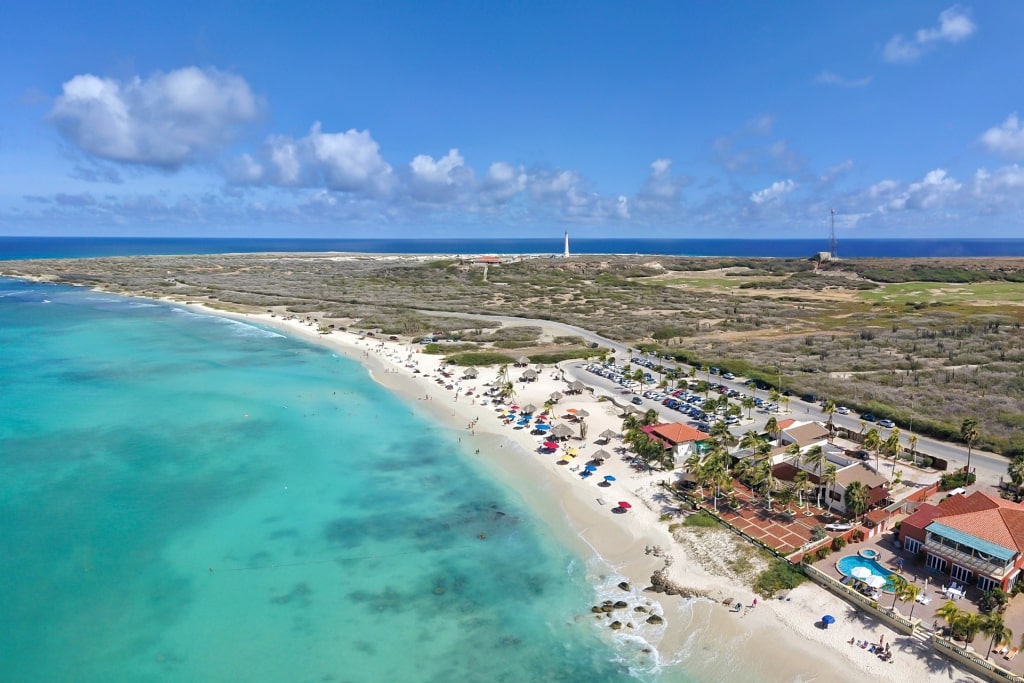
[977,575,998,592]
[926,554,947,574]
[830,490,842,501]
[951,564,973,585]
[903,537,922,554]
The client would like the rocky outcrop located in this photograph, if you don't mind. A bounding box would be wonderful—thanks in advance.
[648,568,709,599]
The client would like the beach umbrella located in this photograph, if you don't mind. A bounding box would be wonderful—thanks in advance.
[599,429,618,441]
[850,566,871,581]
[549,391,563,402]
[575,409,590,419]
[591,448,612,462]
[565,408,578,414]
[516,355,530,366]
[585,464,598,472]
[550,424,574,439]
[603,475,617,482]
[509,404,520,411]
[521,404,537,415]
[462,367,479,379]
[542,441,560,450]
[534,424,550,431]
[567,448,580,457]
[617,501,632,509]
[821,615,835,628]
[865,575,886,589]
[569,380,586,392]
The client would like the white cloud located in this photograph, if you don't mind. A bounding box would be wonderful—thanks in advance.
[973,165,1024,197]
[479,162,526,204]
[883,6,976,63]
[878,169,962,211]
[814,71,873,88]
[407,148,473,202]
[980,114,1024,160]
[230,122,394,195]
[49,67,261,168]
[750,179,796,204]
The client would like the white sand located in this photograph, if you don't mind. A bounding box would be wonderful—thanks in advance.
[184,304,980,682]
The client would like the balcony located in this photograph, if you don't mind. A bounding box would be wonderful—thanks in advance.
[924,537,1012,578]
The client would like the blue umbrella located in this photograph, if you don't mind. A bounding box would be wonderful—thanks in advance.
[603,475,617,482]
[821,614,835,628]
[534,424,550,431]
[585,464,598,472]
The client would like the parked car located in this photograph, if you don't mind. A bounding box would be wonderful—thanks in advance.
[824,523,853,532]
[722,372,735,380]
[850,450,870,461]
[878,419,896,428]
[860,412,877,422]
[836,406,850,415]
[801,393,817,403]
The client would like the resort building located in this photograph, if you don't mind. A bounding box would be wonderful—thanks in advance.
[824,463,890,516]
[898,491,1024,592]
[642,422,710,460]
[778,421,831,450]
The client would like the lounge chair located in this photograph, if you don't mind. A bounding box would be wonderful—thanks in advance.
[1005,647,1018,661]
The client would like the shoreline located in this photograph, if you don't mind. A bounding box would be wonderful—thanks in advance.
[174,301,974,683]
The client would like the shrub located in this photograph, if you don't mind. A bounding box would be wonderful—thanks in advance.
[831,536,847,551]
[815,546,831,561]
[851,529,865,542]
[684,511,719,528]
[939,470,977,491]
[753,561,807,598]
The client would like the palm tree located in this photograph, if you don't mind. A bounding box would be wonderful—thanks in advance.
[794,470,810,508]
[908,433,919,466]
[935,601,962,640]
[802,445,828,508]
[888,574,909,609]
[903,584,922,619]
[768,389,781,411]
[742,395,755,419]
[823,400,837,441]
[961,417,980,478]
[764,416,780,443]
[621,413,640,435]
[684,453,704,495]
[696,379,710,399]
[642,408,660,426]
[822,464,838,516]
[705,457,733,512]
[955,611,984,644]
[980,611,1013,659]
[883,427,902,466]
[632,368,645,394]
[751,440,775,509]
[844,481,870,521]
[863,427,882,472]
[1008,454,1024,498]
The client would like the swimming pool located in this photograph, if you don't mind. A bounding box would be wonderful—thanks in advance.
[836,555,897,593]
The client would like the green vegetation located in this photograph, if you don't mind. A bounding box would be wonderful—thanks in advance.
[753,560,806,598]
[444,352,517,366]
[5,252,1023,454]
[683,510,719,528]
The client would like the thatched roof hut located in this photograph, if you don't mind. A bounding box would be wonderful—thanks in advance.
[550,423,574,439]
[462,367,479,379]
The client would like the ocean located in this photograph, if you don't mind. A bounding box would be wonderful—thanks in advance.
[0,278,678,682]
[3,235,1024,260]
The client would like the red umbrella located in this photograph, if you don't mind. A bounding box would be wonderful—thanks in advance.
[617,501,632,509]
[542,441,559,450]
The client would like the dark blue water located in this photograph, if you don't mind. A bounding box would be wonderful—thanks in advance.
[3,236,1024,260]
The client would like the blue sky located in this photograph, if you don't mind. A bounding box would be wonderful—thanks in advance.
[2,2,1023,239]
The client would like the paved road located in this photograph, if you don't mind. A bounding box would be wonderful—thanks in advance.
[419,309,1007,488]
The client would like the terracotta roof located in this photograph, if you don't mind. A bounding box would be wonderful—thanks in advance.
[865,508,891,524]
[648,422,710,445]
[777,418,797,430]
[901,503,942,533]
[783,422,830,446]
[932,492,1024,553]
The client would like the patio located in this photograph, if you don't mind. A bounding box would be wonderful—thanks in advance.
[813,523,1024,676]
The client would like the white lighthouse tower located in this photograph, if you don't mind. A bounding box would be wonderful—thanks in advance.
[563,231,570,258]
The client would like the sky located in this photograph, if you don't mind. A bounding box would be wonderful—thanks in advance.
[2,2,1023,239]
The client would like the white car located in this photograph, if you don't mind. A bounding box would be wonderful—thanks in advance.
[836,406,850,415]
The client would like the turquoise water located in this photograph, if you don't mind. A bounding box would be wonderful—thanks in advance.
[0,279,669,682]
[836,555,896,592]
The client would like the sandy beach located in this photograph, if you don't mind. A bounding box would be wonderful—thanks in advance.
[181,303,977,683]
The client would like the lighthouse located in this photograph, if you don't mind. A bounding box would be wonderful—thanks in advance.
[563,231,570,258]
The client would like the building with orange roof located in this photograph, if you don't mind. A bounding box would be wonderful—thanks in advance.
[899,491,1024,592]
[641,422,710,461]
